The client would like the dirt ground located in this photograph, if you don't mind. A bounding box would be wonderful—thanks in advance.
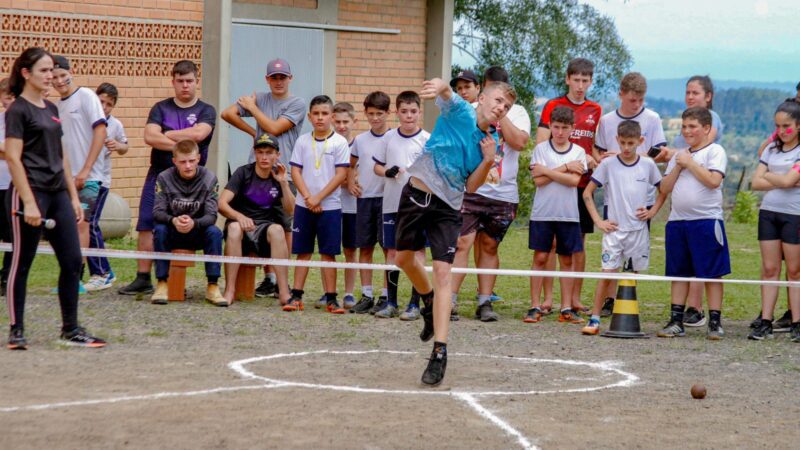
[1,285,799,450]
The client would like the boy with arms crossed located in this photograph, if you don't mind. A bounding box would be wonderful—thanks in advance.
[657,107,729,340]
[525,106,587,324]
[372,91,430,319]
[581,121,662,335]
[283,95,350,313]
[395,78,514,385]
[536,58,601,314]
[348,91,392,314]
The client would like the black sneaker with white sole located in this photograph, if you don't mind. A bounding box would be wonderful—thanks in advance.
[750,312,763,329]
[600,297,615,317]
[421,346,447,386]
[7,327,26,350]
[790,323,800,343]
[117,276,154,295]
[255,277,277,298]
[60,327,107,348]
[683,307,706,327]
[773,310,792,333]
[349,295,374,314]
[370,296,388,315]
[748,320,773,340]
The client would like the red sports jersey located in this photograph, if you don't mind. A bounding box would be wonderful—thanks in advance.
[538,96,602,187]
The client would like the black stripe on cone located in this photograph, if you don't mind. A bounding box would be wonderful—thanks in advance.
[601,279,649,339]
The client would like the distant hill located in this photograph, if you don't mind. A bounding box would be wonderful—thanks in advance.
[647,78,796,102]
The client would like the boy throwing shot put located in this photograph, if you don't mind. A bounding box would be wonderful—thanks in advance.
[395,78,515,385]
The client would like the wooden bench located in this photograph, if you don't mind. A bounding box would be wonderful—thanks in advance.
[233,253,259,302]
[167,249,195,301]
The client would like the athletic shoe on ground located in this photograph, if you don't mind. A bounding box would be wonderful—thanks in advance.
[255,277,277,298]
[349,295,374,314]
[419,306,434,342]
[60,327,107,348]
[582,318,601,335]
[375,304,399,318]
[683,307,706,327]
[523,307,543,323]
[707,320,724,340]
[399,304,420,321]
[51,283,87,295]
[450,299,460,322]
[118,277,154,295]
[150,280,169,305]
[343,294,356,310]
[7,327,26,350]
[790,323,800,343]
[315,294,327,309]
[205,283,228,307]
[748,320,773,340]
[370,296,388,315]
[421,346,447,386]
[750,312,762,329]
[558,309,585,324]
[600,297,615,317]
[282,296,304,312]
[773,310,792,333]
[656,320,685,338]
[475,303,498,322]
[489,291,503,302]
[326,299,345,314]
[85,274,113,292]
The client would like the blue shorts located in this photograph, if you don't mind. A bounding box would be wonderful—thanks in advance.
[665,219,731,278]
[355,197,383,248]
[135,166,168,232]
[382,213,399,249]
[292,205,342,256]
[342,212,357,250]
[528,221,583,255]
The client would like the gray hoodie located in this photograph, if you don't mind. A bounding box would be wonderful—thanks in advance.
[153,166,219,228]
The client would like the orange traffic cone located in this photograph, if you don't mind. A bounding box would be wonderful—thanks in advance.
[601,279,648,339]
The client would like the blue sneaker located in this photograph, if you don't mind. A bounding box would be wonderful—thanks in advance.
[85,272,115,292]
[343,294,356,310]
[489,291,503,302]
[581,318,601,335]
[315,294,327,309]
[51,283,87,295]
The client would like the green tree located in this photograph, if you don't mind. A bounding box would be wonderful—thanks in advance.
[454,0,632,110]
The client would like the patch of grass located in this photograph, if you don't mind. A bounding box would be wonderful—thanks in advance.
[146,329,168,337]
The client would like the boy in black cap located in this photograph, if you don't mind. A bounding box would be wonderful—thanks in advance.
[450,69,480,104]
[218,134,295,306]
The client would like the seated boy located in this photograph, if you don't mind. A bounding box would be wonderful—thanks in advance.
[395,78,515,385]
[151,140,224,306]
[525,106,587,324]
[284,95,350,313]
[218,134,295,306]
[580,120,662,335]
[657,107,729,340]
[372,90,430,319]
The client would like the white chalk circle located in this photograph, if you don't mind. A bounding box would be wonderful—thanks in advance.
[228,349,639,397]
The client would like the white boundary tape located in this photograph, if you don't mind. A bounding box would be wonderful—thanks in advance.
[0,350,639,450]
[2,242,798,287]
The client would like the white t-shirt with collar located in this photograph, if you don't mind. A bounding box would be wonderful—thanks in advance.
[665,143,727,221]
[290,131,350,211]
[351,128,393,199]
[530,140,587,222]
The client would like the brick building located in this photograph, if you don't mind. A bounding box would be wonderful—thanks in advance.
[0,0,453,226]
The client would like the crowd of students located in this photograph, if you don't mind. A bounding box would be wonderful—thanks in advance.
[2,46,800,384]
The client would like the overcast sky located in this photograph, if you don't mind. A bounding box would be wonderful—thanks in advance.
[579,0,799,82]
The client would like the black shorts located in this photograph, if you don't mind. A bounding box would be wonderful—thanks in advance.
[758,209,800,244]
[395,182,461,263]
[577,186,594,234]
[342,212,357,249]
[355,197,383,248]
[459,192,517,242]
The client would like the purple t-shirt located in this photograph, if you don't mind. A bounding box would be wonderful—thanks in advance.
[225,162,284,224]
[146,98,216,170]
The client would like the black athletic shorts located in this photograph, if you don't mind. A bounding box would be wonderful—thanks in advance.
[395,182,461,263]
[355,197,383,248]
[577,186,594,234]
[758,209,800,244]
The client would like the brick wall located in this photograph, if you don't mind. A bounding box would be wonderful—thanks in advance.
[0,1,204,221]
[336,0,428,132]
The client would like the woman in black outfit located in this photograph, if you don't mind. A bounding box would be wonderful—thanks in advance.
[4,47,106,349]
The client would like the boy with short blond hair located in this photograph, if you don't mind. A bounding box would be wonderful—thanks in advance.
[284,95,350,313]
[331,102,359,309]
[526,106,587,325]
[581,120,662,335]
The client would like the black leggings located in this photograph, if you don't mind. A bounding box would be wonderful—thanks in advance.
[6,187,82,332]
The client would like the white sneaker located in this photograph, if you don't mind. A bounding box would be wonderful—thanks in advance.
[84,273,114,292]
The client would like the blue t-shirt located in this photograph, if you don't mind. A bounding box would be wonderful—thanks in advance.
[407,94,493,210]
[146,98,216,170]
[673,109,724,148]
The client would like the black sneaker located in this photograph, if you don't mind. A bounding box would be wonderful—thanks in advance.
[475,303,498,322]
[118,277,154,295]
[349,295,374,314]
[773,310,792,333]
[369,296,388,315]
[420,306,434,342]
[790,323,800,343]
[707,319,724,340]
[7,327,26,350]
[421,346,447,386]
[60,327,107,348]
[683,307,706,327]
[600,297,615,317]
[656,320,685,338]
[750,312,763,329]
[748,320,773,340]
[255,277,277,298]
